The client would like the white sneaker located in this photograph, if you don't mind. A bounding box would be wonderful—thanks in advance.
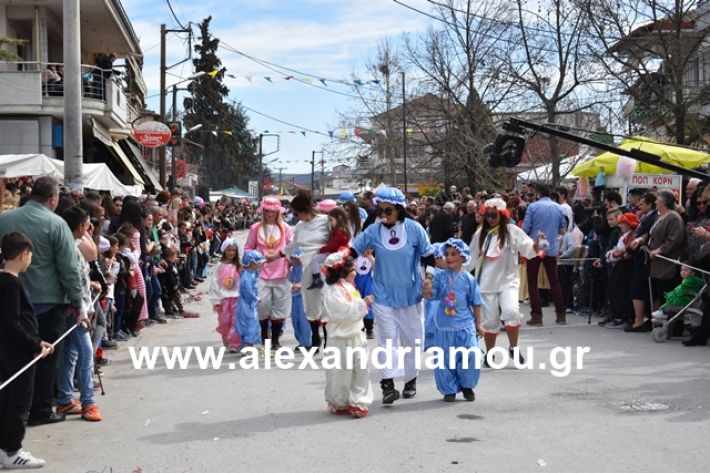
[651,310,667,321]
[3,449,46,469]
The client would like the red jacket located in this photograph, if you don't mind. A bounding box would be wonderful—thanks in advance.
[320,228,349,253]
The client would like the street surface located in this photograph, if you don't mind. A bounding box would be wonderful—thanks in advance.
[26,232,710,473]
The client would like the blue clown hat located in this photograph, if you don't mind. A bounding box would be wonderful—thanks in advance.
[243,250,266,267]
[432,242,446,259]
[339,191,356,203]
[373,187,405,206]
[443,238,471,265]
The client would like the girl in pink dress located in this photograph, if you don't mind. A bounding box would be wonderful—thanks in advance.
[209,238,242,351]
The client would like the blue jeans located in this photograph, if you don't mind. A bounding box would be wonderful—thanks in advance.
[57,316,95,407]
[146,265,162,318]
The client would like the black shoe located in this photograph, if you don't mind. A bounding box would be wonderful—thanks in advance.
[624,320,652,332]
[402,378,417,399]
[27,412,66,426]
[380,379,400,405]
[597,317,614,327]
[443,394,456,402]
[366,330,374,340]
[509,346,526,365]
[461,388,475,402]
[683,336,708,347]
[151,315,167,324]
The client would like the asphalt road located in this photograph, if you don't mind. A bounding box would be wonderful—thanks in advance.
[24,235,710,473]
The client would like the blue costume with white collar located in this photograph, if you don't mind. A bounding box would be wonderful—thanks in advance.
[351,218,433,307]
[427,239,483,396]
[235,251,264,347]
[350,187,434,386]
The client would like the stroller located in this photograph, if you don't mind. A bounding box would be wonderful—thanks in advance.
[651,278,708,342]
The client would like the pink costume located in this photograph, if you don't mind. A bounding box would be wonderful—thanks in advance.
[244,198,294,322]
[131,230,149,321]
[209,261,241,349]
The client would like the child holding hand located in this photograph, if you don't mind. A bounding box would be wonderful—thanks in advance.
[321,249,374,418]
[423,238,483,402]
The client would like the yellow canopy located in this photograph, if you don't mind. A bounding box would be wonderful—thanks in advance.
[571,137,710,177]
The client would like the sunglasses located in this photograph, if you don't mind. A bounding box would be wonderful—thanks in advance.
[484,212,499,220]
[376,207,395,216]
[699,201,709,206]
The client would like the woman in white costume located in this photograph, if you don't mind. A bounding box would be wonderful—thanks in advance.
[282,190,330,351]
[351,187,433,404]
[465,198,538,362]
[244,197,294,348]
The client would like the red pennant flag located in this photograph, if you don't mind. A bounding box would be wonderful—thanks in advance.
[354,128,362,138]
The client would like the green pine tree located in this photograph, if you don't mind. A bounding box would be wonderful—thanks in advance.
[182,16,257,190]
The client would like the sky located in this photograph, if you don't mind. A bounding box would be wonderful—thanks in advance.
[121,0,433,176]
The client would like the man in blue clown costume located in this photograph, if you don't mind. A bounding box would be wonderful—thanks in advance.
[351,187,434,404]
[423,238,483,402]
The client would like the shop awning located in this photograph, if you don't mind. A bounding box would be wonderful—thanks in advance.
[119,138,162,191]
[572,137,710,177]
[92,119,145,188]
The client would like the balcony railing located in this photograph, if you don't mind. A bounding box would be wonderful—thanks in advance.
[0,61,130,123]
[2,61,122,102]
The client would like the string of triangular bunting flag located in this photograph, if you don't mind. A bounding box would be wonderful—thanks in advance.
[223,72,381,88]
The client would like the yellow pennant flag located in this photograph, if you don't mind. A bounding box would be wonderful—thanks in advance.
[208,69,220,79]
[224,131,233,136]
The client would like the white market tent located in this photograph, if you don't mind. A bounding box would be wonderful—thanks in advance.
[49,159,141,196]
[0,154,59,179]
[0,154,141,196]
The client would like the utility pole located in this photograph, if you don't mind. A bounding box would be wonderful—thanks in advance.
[275,166,286,194]
[63,0,82,190]
[159,23,166,188]
[310,150,323,193]
[319,154,327,196]
[258,133,264,199]
[310,151,315,192]
[159,23,192,189]
[401,70,408,194]
[171,84,178,187]
[258,133,280,199]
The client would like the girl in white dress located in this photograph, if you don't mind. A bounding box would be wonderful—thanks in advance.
[321,249,373,417]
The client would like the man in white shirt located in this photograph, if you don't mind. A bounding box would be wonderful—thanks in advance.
[556,187,574,232]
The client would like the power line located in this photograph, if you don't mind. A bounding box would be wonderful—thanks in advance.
[164,0,189,31]
[218,42,402,104]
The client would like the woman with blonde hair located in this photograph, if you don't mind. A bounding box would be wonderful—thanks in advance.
[244,197,293,348]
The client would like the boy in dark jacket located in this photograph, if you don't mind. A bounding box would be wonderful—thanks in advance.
[0,232,53,469]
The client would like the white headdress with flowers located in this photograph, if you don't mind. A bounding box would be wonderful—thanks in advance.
[323,248,351,272]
